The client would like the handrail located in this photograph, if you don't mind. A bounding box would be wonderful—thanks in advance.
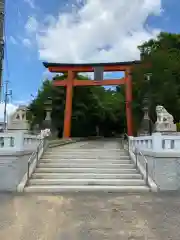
[122,134,149,186]
[27,138,45,181]
[134,147,149,186]
[124,133,129,138]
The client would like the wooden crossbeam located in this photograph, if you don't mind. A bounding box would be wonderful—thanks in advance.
[53,80,67,86]
[53,78,125,87]
[48,65,131,73]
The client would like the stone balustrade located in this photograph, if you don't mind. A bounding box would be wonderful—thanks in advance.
[0,132,42,191]
[129,132,180,152]
[23,134,40,150]
[0,132,40,151]
[128,133,180,191]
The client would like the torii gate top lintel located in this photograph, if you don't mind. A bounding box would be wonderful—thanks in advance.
[43,60,141,73]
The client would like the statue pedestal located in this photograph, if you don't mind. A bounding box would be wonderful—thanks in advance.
[154,122,177,135]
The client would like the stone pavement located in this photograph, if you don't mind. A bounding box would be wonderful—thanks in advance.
[0,193,180,239]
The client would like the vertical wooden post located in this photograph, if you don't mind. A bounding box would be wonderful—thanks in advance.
[125,69,133,136]
[63,70,74,138]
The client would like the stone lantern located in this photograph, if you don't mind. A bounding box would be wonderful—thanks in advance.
[138,96,153,136]
[138,72,154,136]
[42,97,52,130]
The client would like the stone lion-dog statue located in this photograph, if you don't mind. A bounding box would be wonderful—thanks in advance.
[156,105,174,124]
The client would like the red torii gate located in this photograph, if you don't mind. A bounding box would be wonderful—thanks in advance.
[43,61,141,138]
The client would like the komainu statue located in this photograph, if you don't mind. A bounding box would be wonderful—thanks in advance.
[156,105,174,123]
[155,105,176,132]
[38,129,51,139]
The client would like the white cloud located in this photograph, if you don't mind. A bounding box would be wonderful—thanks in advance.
[9,36,18,45]
[80,72,94,79]
[42,69,57,80]
[34,0,162,63]
[25,16,38,34]
[0,103,18,122]
[22,38,32,48]
[24,0,35,9]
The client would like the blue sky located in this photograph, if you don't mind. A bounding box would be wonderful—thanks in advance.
[2,0,180,109]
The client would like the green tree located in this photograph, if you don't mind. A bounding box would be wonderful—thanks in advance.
[132,32,180,134]
[27,74,126,137]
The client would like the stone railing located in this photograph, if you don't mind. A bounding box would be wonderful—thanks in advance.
[23,134,40,150]
[128,132,180,191]
[129,132,180,152]
[0,132,40,151]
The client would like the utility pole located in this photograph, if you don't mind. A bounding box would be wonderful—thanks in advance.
[3,80,12,130]
[0,0,4,101]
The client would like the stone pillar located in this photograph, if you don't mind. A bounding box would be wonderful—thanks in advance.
[152,132,162,151]
[14,132,24,151]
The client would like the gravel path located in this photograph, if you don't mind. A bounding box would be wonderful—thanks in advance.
[0,192,179,239]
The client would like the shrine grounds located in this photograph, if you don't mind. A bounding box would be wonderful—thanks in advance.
[0,192,179,240]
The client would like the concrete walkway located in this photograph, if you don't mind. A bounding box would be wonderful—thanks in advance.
[0,192,180,239]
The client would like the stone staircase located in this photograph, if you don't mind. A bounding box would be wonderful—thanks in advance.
[24,140,150,192]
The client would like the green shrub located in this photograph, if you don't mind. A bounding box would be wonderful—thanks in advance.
[176,122,180,132]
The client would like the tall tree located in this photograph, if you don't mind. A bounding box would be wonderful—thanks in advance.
[132,32,180,131]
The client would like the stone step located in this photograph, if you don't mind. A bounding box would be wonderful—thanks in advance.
[42,155,129,159]
[28,179,145,186]
[24,185,150,193]
[47,148,126,153]
[40,159,131,164]
[45,151,128,156]
[35,168,138,174]
[46,150,128,156]
[38,163,135,169]
[32,173,143,179]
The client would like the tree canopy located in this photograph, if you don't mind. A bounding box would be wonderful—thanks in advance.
[28,32,180,137]
[132,32,180,129]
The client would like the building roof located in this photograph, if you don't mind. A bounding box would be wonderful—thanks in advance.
[43,61,141,68]
[17,105,27,110]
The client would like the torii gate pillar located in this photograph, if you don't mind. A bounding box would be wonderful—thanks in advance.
[125,70,133,137]
[63,70,74,138]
